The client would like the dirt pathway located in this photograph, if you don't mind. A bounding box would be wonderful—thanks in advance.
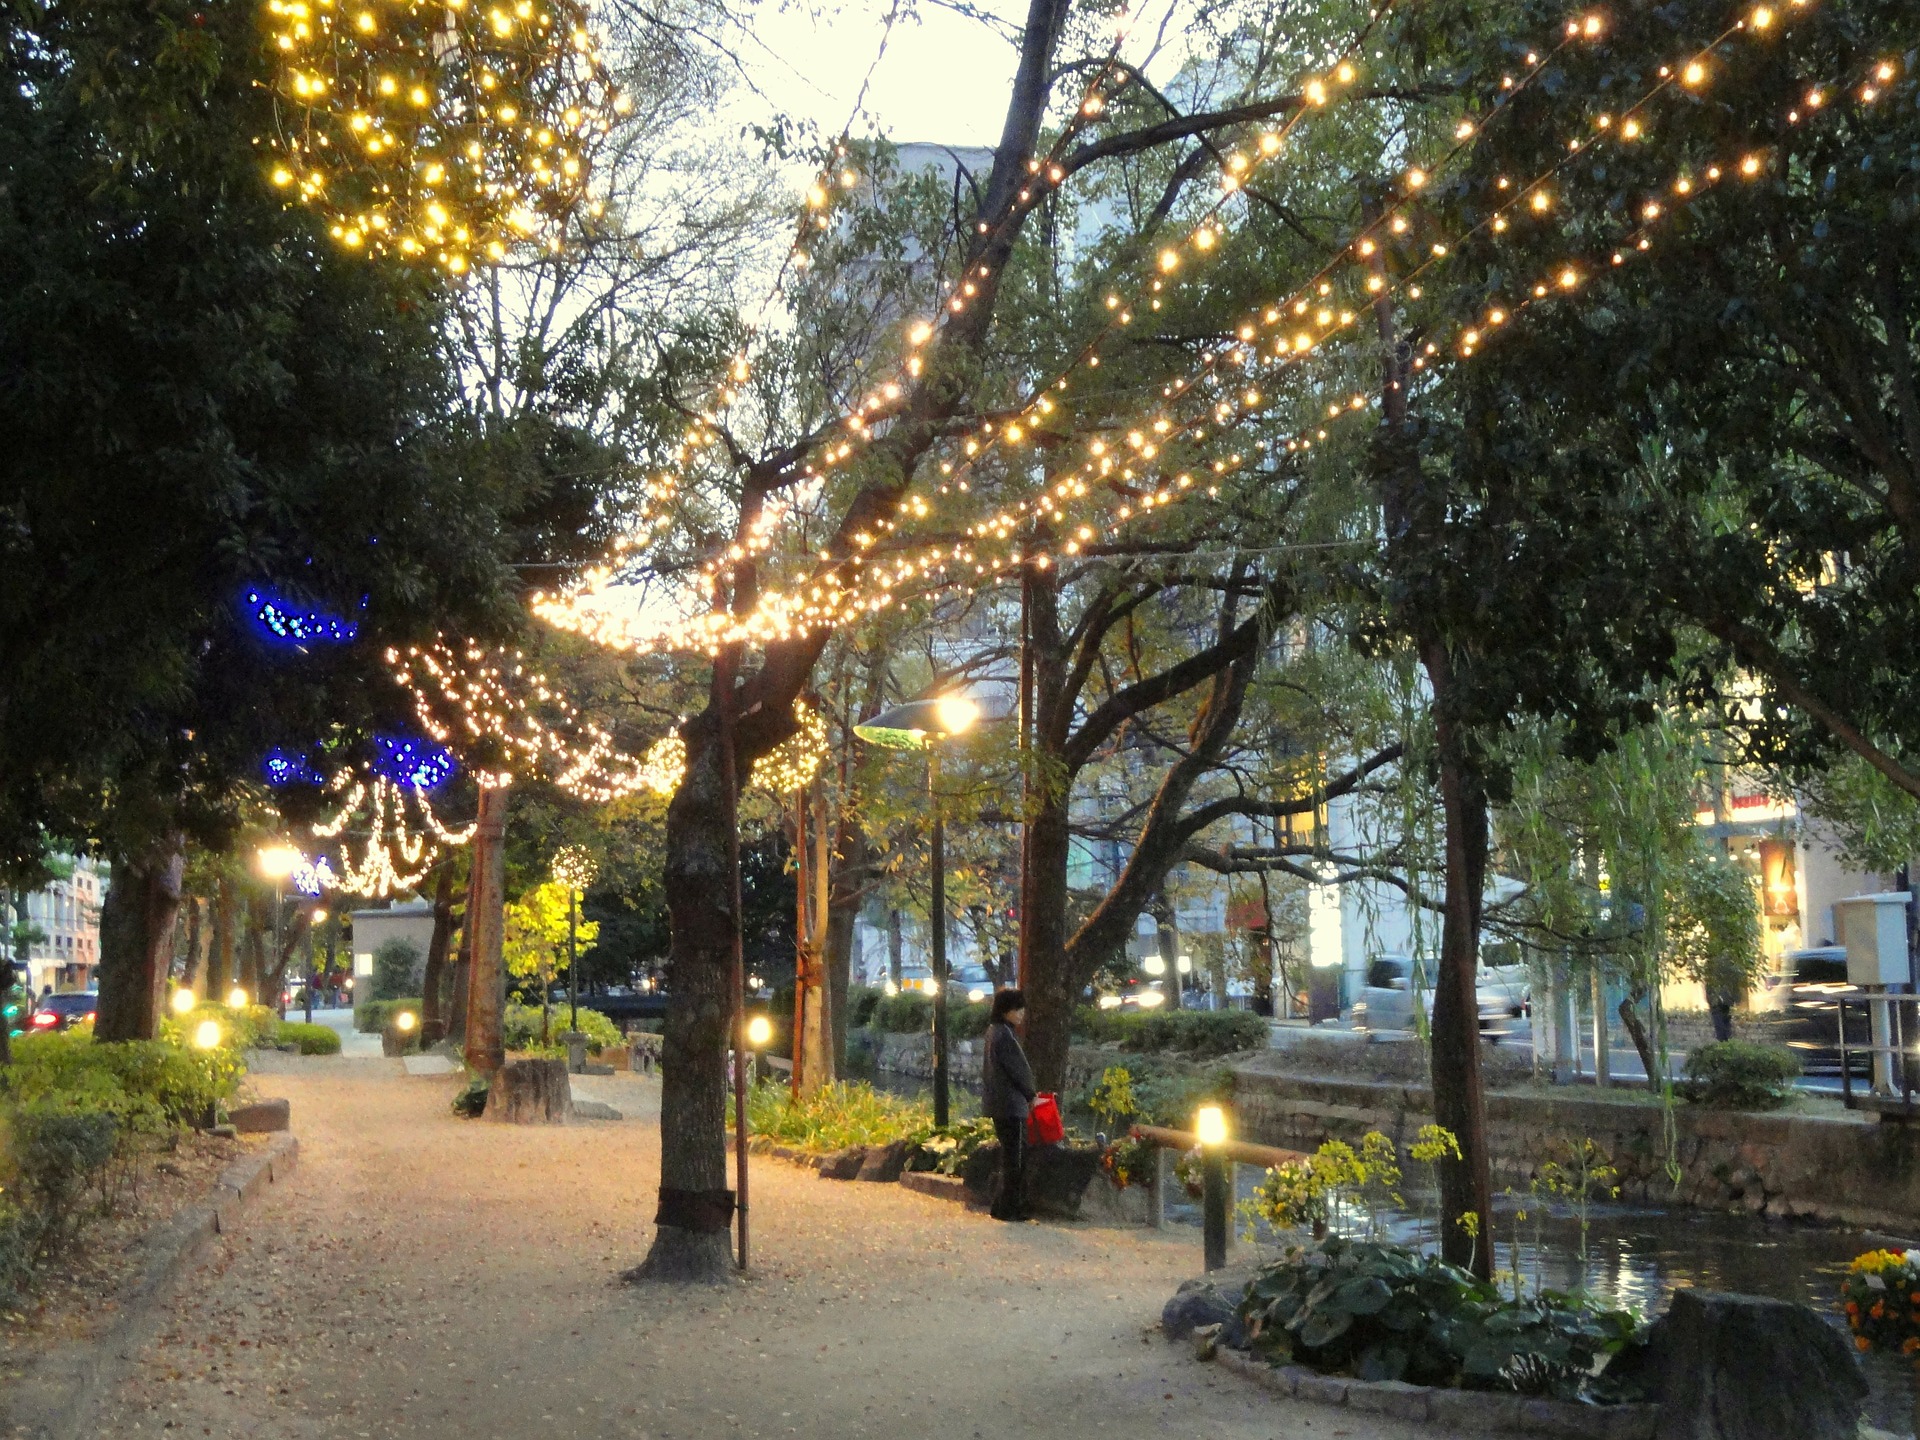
[99,1056,1441,1439]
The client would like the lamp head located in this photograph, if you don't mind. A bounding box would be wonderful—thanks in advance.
[170,988,197,1015]
[256,843,302,880]
[227,986,249,1008]
[1196,1104,1228,1147]
[192,1019,223,1050]
[746,1015,773,1048]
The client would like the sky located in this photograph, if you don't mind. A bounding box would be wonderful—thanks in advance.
[739,0,1029,148]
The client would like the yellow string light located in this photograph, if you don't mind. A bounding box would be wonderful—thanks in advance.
[262,0,623,269]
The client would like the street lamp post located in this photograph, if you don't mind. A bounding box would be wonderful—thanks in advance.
[551,846,597,1072]
[256,844,303,1020]
[853,693,981,1129]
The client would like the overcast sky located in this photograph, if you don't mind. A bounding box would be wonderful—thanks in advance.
[739,0,1029,148]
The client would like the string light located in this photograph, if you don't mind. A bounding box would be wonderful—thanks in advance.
[244,585,359,645]
[551,843,597,891]
[537,0,1850,656]
[628,701,829,797]
[261,0,622,270]
[389,638,651,800]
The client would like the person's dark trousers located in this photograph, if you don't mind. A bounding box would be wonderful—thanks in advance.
[991,1118,1027,1219]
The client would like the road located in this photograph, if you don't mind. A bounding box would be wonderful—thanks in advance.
[97,1053,1447,1440]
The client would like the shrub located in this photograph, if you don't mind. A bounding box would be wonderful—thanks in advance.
[503,1002,622,1055]
[869,992,933,1034]
[275,1021,342,1055]
[355,998,422,1034]
[1073,1006,1268,1056]
[1239,1237,1643,1398]
[1683,1040,1801,1110]
[10,1105,117,1245]
[371,937,424,1000]
[741,1079,934,1151]
[950,1000,991,1040]
[844,985,882,1030]
[1078,1061,1231,1129]
[908,1115,999,1175]
[6,1031,241,1130]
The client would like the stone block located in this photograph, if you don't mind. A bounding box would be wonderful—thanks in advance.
[1426,1388,1530,1433]
[1291,1371,1349,1407]
[855,1140,911,1182]
[816,1146,865,1180]
[1345,1379,1431,1423]
[898,1171,971,1205]
[1635,1289,1867,1440]
[229,1098,290,1133]
[482,1058,572,1124]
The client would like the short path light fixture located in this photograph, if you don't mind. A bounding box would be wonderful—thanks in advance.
[1196,1104,1230,1270]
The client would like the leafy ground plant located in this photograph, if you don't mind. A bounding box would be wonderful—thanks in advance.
[1238,1236,1643,1398]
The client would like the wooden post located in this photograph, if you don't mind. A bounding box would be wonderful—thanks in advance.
[464,784,509,1075]
[1202,1153,1229,1270]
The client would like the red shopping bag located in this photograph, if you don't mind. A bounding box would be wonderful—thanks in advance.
[1026,1093,1065,1146]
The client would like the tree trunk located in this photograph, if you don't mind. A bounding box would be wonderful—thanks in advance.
[95,832,186,1042]
[182,896,208,996]
[210,877,236,996]
[463,785,509,1074]
[483,1057,573,1123]
[1021,561,1076,1092]
[446,892,471,1048]
[1156,898,1182,1010]
[826,805,870,1071]
[630,705,739,1284]
[794,785,830,1096]
[422,861,457,1045]
[240,894,266,1005]
[1424,669,1497,1281]
[886,908,903,987]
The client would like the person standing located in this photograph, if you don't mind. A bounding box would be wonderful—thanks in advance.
[982,988,1037,1221]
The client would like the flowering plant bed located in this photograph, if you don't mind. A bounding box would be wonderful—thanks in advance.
[1842,1249,1920,1358]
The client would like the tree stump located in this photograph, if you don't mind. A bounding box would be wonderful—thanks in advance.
[482,1058,573,1124]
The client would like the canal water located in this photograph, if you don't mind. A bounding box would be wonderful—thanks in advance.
[868,1065,1913,1427]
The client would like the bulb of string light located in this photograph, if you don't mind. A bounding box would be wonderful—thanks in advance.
[262,0,624,271]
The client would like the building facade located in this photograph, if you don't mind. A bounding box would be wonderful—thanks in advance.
[12,856,108,995]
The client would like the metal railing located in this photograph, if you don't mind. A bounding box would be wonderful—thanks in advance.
[1836,993,1920,1114]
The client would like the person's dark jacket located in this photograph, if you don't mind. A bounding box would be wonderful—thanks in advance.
[982,1020,1037,1121]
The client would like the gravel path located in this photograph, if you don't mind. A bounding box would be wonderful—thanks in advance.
[98,1056,1442,1439]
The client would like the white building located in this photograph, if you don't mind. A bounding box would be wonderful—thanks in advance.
[14,855,108,995]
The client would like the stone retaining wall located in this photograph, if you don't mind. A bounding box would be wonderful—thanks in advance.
[1232,1062,1920,1232]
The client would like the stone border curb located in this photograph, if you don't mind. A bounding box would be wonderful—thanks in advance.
[1211,1346,1659,1440]
[1,1132,299,1440]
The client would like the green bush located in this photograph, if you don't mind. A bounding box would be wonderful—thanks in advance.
[1683,1040,1801,1110]
[503,1002,622,1055]
[10,1105,117,1244]
[1239,1237,1643,1398]
[950,1000,991,1040]
[869,992,933,1033]
[844,985,882,1030]
[371,937,424,1000]
[275,1021,342,1055]
[355,998,422,1034]
[741,1079,934,1151]
[6,1030,241,1130]
[1073,1006,1268,1056]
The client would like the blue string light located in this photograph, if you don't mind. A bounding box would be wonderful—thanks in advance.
[262,748,319,787]
[371,734,457,792]
[243,586,360,646]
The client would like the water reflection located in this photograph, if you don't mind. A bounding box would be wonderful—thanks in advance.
[1206,1169,1914,1431]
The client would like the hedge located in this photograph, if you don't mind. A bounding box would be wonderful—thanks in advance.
[275,1021,342,1055]
[355,998,423,1034]
[1072,1006,1268,1056]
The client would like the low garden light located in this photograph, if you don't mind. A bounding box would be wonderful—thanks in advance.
[228,986,249,1008]
[170,988,197,1016]
[1196,1104,1230,1270]
[1196,1104,1229,1147]
[193,1019,223,1050]
[746,1014,773,1048]
[395,1011,418,1033]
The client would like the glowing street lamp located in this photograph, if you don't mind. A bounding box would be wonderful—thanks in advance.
[746,1014,773,1049]
[853,691,983,1128]
[170,988,197,1016]
[193,1019,223,1050]
[256,843,303,1021]
[227,986,249,1009]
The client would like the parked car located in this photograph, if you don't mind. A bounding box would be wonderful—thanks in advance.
[1353,955,1423,1033]
[1476,964,1531,1037]
[951,965,994,1003]
[1354,956,1530,1037]
[1749,946,1870,1073]
[28,991,98,1032]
